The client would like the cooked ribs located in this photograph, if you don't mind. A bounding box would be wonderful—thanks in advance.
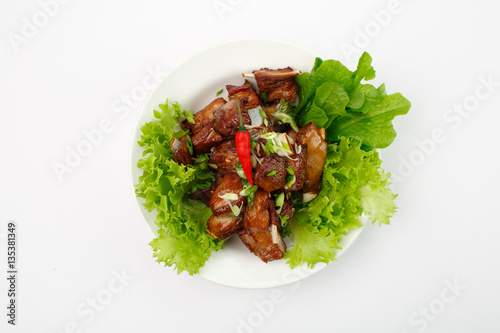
[252,67,301,103]
[171,136,193,165]
[212,98,251,137]
[168,66,329,264]
[209,140,239,173]
[296,122,327,197]
[226,80,261,109]
[209,173,246,215]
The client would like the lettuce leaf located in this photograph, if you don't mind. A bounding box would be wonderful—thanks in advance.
[136,100,221,275]
[295,52,410,149]
[285,137,396,268]
[327,92,411,148]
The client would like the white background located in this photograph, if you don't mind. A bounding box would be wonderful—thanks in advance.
[1,0,500,332]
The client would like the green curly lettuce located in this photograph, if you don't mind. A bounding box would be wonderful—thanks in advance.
[136,100,222,275]
[285,138,397,268]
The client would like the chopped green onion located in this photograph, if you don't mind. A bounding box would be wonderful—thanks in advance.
[266,170,277,177]
[216,89,223,96]
[265,139,276,154]
[259,108,267,119]
[231,204,242,217]
[261,92,268,103]
[250,137,257,150]
[275,193,285,214]
[286,165,295,175]
[279,214,289,227]
[261,143,271,156]
[261,132,277,140]
[236,162,247,179]
[239,184,257,197]
[273,112,299,132]
[285,174,296,189]
[185,136,194,155]
[219,193,239,201]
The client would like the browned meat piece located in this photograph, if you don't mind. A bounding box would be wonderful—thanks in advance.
[209,140,239,173]
[226,80,261,109]
[268,198,280,228]
[254,154,287,193]
[279,199,295,224]
[238,228,286,263]
[206,213,243,240]
[209,173,246,215]
[191,98,226,135]
[296,122,327,194]
[212,98,251,137]
[287,128,298,142]
[261,103,278,116]
[239,189,287,262]
[253,67,301,103]
[243,188,270,230]
[284,144,307,192]
[188,188,213,206]
[191,125,225,153]
[303,181,322,202]
[170,136,193,165]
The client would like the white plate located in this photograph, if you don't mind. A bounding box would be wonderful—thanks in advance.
[129,38,364,289]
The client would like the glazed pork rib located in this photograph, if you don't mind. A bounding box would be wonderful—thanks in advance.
[190,97,226,135]
[239,189,286,262]
[226,80,262,109]
[246,67,301,103]
[212,98,251,137]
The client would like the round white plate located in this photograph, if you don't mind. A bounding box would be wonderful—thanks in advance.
[129,38,364,289]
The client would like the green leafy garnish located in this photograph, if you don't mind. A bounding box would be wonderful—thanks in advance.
[136,100,222,275]
[285,138,397,268]
[216,88,223,96]
[295,52,410,149]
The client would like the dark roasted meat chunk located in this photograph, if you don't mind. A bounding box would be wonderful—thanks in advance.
[209,140,239,173]
[191,98,226,135]
[284,144,307,192]
[268,198,281,228]
[279,199,295,224]
[191,125,225,153]
[238,227,286,263]
[254,154,287,193]
[170,136,193,165]
[207,213,243,240]
[226,80,261,109]
[253,67,301,103]
[243,188,270,230]
[239,189,287,262]
[188,188,213,206]
[209,173,246,215]
[212,98,251,137]
[296,122,327,194]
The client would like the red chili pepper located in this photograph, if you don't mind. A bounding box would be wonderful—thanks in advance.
[235,96,253,186]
